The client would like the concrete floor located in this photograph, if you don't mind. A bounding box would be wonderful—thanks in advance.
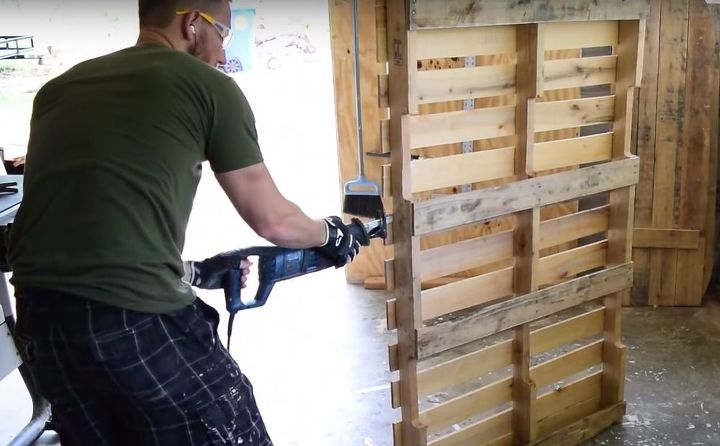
[2,272,720,445]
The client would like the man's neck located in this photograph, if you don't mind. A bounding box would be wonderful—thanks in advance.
[136,29,177,49]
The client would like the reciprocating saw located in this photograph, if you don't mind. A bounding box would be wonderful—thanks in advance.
[213,215,390,347]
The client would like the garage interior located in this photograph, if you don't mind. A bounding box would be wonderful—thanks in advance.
[2,1,720,445]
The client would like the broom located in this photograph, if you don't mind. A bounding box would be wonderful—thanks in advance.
[342,0,385,219]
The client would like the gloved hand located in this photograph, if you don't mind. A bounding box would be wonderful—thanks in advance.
[318,216,370,268]
[184,252,251,290]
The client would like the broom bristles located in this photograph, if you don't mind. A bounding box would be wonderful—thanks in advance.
[343,193,384,219]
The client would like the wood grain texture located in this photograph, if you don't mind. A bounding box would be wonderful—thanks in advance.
[386,1,426,444]
[633,228,700,249]
[410,0,650,29]
[675,0,718,306]
[632,0,661,305]
[417,263,633,358]
[544,21,619,51]
[413,158,639,235]
[427,410,512,446]
[536,372,603,438]
[330,0,386,283]
[532,403,625,446]
[650,0,689,306]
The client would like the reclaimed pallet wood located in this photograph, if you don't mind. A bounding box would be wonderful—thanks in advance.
[381,6,641,445]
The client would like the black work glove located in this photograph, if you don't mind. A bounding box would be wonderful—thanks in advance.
[184,258,227,290]
[318,216,370,268]
[184,251,249,290]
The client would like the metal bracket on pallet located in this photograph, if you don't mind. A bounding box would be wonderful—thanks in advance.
[461,56,476,193]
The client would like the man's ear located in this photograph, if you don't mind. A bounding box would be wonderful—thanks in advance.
[179,11,200,41]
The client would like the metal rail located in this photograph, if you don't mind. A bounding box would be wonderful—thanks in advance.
[0,36,41,61]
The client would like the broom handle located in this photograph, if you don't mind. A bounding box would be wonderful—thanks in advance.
[352,0,366,177]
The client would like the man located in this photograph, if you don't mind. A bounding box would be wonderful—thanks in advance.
[8,1,367,445]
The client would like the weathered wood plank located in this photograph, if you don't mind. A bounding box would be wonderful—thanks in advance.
[544,21,619,51]
[540,206,610,249]
[414,25,517,60]
[538,241,608,287]
[413,307,602,398]
[651,0,689,306]
[386,1,425,444]
[418,230,513,281]
[410,146,515,193]
[513,24,542,442]
[632,228,700,249]
[408,105,516,150]
[421,267,514,321]
[410,0,650,29]
[632,0,662,305]
[417,263,633,358]
[533,132,613,172]
[530,307,605,355]
[413,157,638,235]
[544,56,617,91]
[415,64,517,105]
[531,403,625,446]
[417,338,513,399]
[536,372,603,437]
[535,96,615,133]
[675,0,718,306]
[531,340,604,389]
[428,410,512,446]
[419,377,513,434]
[388,305,603,379]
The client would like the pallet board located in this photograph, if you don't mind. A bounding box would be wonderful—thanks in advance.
[379,2,642,444]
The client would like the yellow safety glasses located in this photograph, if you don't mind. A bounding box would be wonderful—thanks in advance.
[176,10,233,49]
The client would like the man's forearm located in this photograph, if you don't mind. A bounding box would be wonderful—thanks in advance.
[262,210,328,249]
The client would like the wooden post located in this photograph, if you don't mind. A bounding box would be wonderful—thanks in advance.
[387,1,427,444]
[602,19,643,409]
[512,23,542,445]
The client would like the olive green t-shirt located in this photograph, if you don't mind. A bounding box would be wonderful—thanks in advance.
[8,44,263,313]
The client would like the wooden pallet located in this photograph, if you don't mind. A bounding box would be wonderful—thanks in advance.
[382,1,646,444]
[330,0,720,307]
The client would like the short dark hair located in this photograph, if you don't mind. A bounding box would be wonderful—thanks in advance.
[138,0,226,28]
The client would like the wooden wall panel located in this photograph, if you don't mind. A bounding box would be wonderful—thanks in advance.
[633,0,720,306]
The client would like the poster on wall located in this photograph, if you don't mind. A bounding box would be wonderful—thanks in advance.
[222,8,255,73]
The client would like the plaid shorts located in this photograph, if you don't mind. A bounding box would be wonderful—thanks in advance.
[13,289,273,446]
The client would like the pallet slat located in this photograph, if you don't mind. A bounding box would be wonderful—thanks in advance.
[540,206,609,250]
[410,1,649,29]
[417,263,632,358]
[414,157,638,235]
[408,105,516,150]
[531,307,605,356]
[421,267,514,321]
[538,241,608,287]
[533,132,613,172]
[428,410,512,446]
[411,147,515,193]
[537,372,603,437]
[419,377,513,434]
[419,230,513,281]
[416,64,517,105]
[388,306,604,378]
[544,21,619,51]
[535,96,615,133]
[413,26,517,60]
[543,56,617,91]
[531,340,604,389]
